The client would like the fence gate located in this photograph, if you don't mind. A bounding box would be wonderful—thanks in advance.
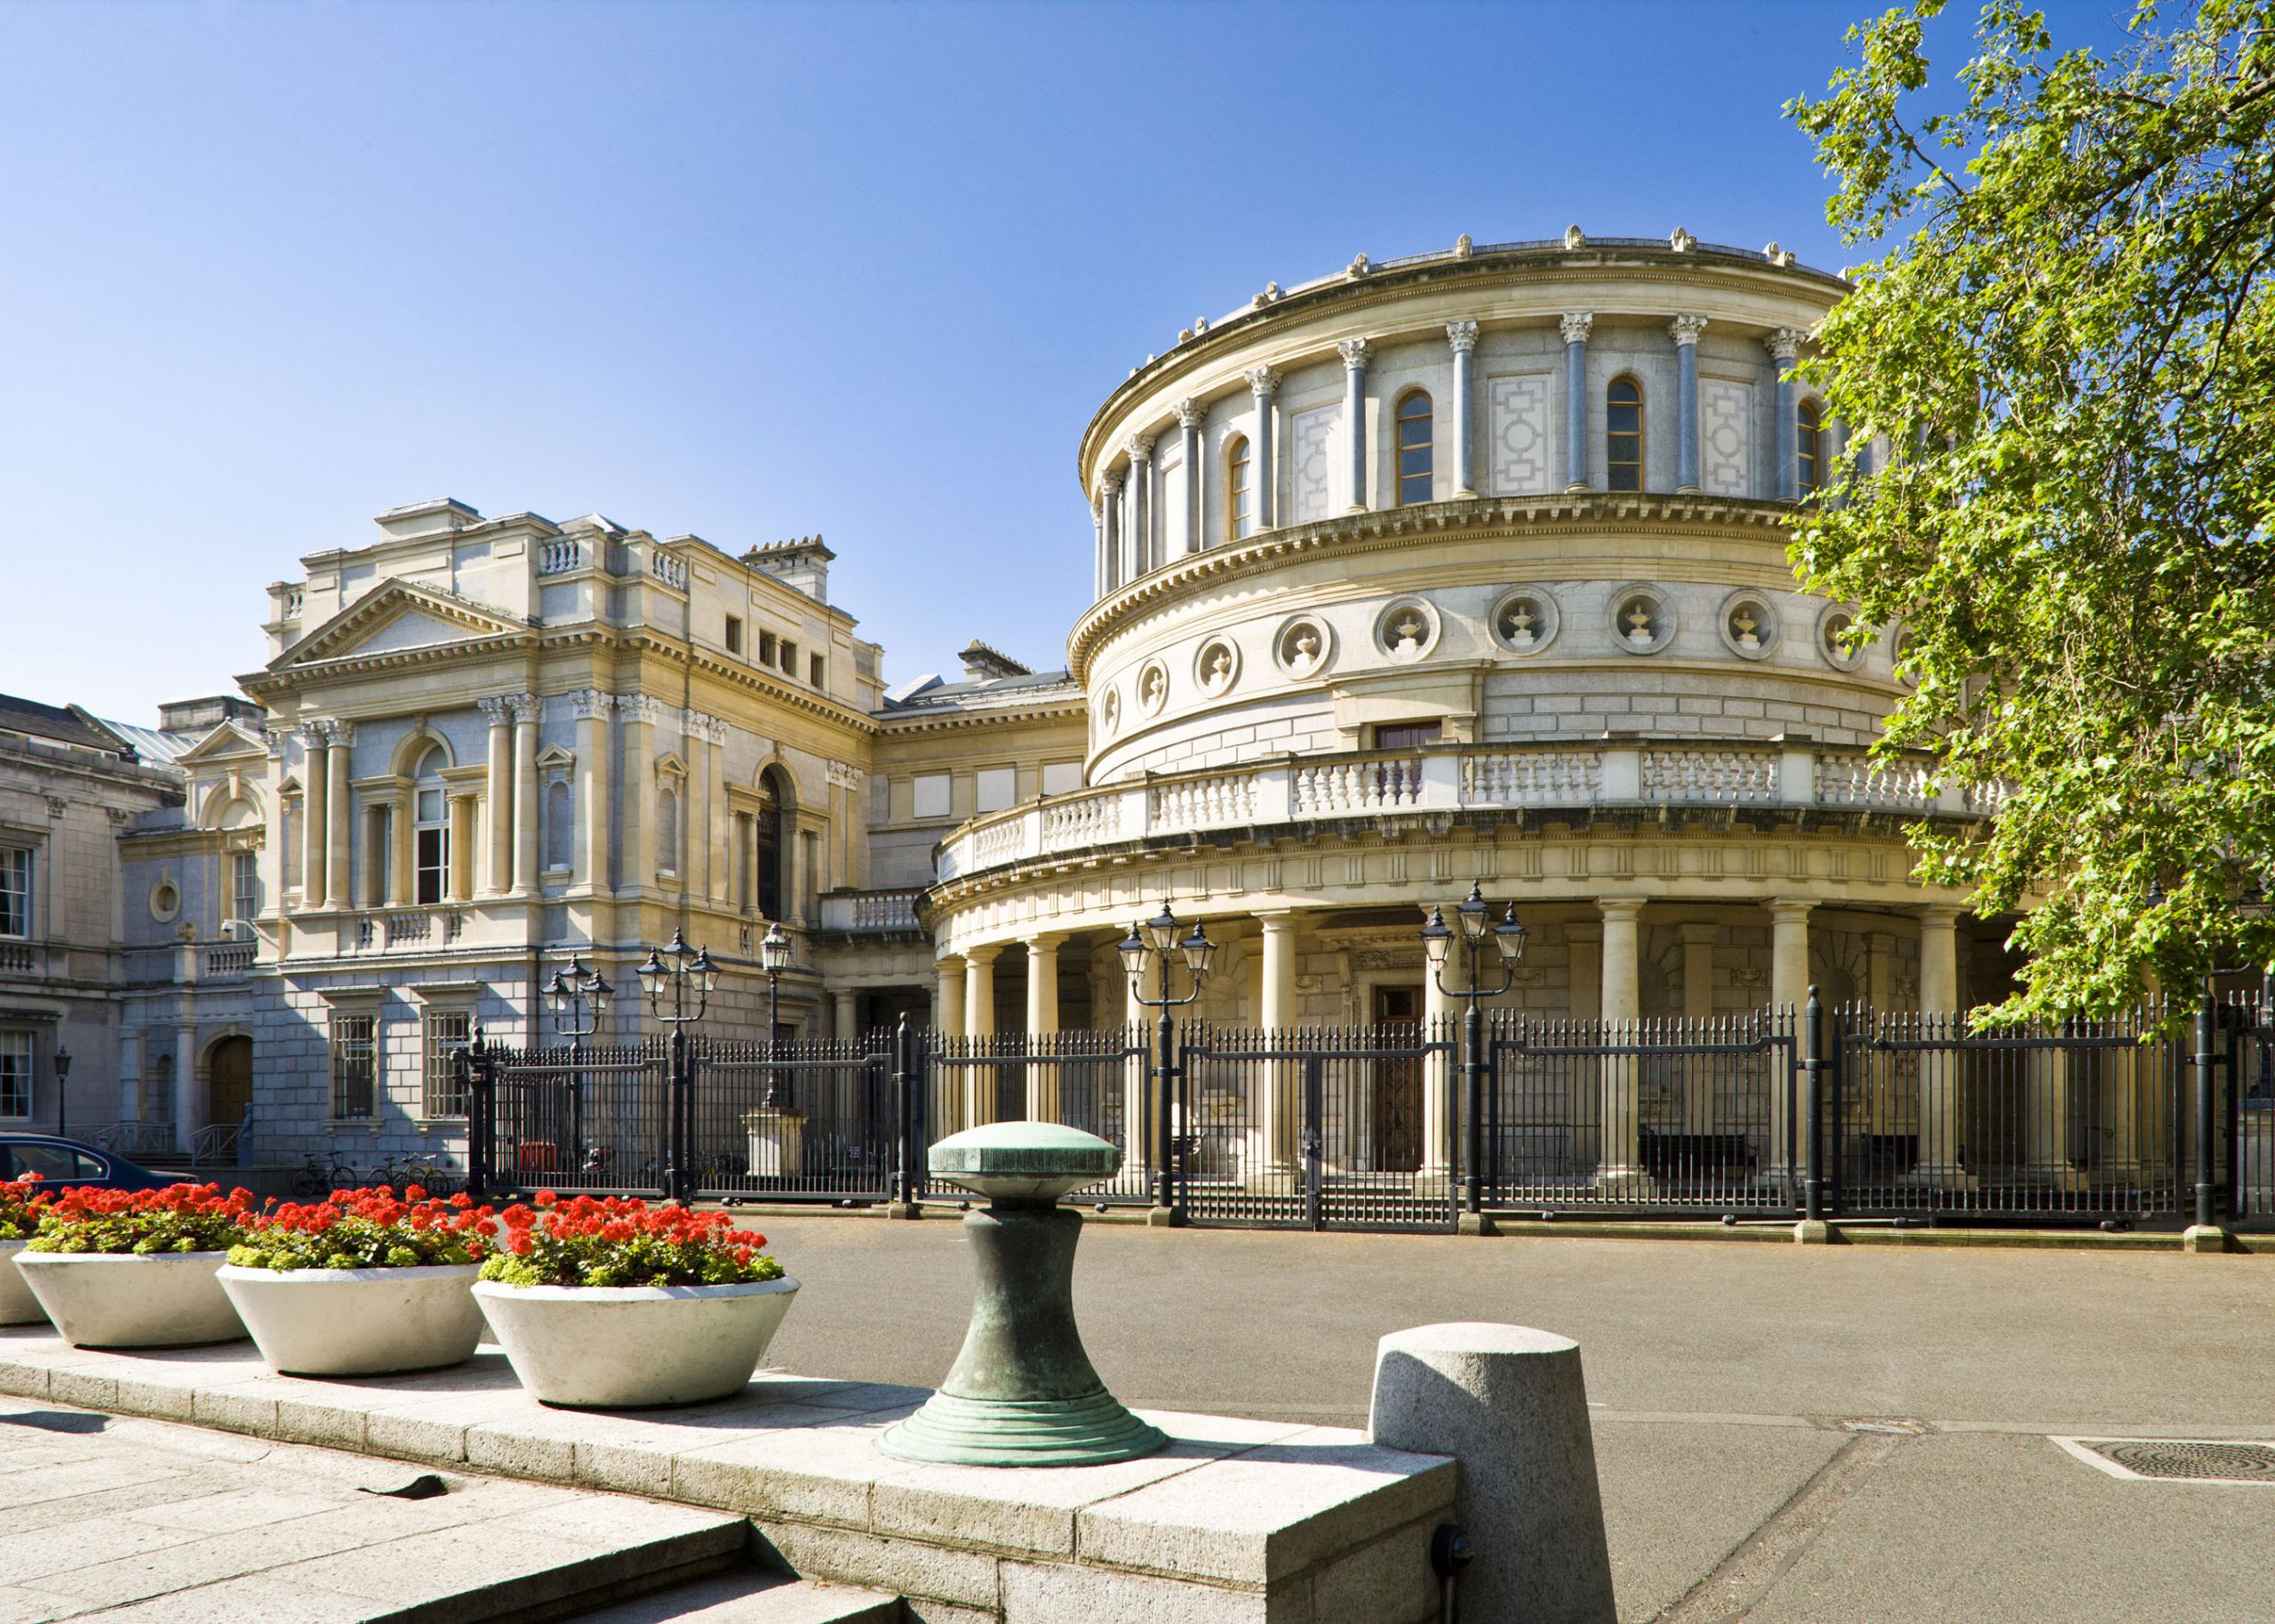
[2231,994,2274,1220]
[689,1034,896,1204]
[483,1041,671,1197]
[924,1029,1153,1205]
[1481,1014,1798,1214]
[1176,1022,1459,1231]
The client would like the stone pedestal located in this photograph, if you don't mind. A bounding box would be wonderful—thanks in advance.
[881,1123,1164,1468]
[1369,1323,1615,1624]
[743,1109,805,1179]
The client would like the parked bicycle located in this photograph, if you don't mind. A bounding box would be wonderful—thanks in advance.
[289,1147,362,1198]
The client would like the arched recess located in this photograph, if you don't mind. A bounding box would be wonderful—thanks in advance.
[756,765,794,923]
[197,781,266,830]
[388,727,455,779]
[199,1028,254,1138]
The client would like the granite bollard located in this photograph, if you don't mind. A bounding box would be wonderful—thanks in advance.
[1367,1322,1615,1624]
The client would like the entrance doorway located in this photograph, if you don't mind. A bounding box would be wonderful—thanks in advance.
[1371,985,1423,1171]
[207,1036,252,1133]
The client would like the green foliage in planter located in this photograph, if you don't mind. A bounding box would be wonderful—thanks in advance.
[477,1192,785,1289]
[28,1183,254,1255]
[225,1188,497,1271]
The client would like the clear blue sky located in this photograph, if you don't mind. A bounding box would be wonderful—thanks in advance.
[0,0,2115,722]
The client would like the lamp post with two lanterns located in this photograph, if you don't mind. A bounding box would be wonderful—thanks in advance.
[543,957,611,1173]
[1419,881,1528,1217]
[1119,901,1217,1215]
[637,929,718,1204]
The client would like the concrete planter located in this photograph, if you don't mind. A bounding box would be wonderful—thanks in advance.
[0,1240,45,1325]
[13,1251,244,1348]
[474,1276,799,1408]
[218,1263,484,1377]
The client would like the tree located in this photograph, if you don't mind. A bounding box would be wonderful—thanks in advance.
[1787,0,2275,1020]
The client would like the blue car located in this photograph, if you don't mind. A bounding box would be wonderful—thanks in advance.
[0,1134,187,1192]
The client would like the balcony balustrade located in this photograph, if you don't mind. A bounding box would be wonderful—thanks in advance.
[936,739,1983,884]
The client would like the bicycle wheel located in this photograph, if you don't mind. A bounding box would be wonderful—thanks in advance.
[290,1169,324,1198]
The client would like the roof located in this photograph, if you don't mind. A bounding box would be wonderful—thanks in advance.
[0,695,138,758]
[879,667,1084,717]
[97,720,198,766]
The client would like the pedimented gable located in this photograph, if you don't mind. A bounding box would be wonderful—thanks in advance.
[175,720,268,767]
[266,579,530,677]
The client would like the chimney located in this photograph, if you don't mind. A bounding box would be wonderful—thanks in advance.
[744,535,835,603]
[958,641,1032,682]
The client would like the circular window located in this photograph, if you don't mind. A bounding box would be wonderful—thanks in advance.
[1100,687,1122,735]
[1193,639,1241,697]
[1489,587,1560,657]
[1890,625,1917,687]
[1273,616,1334,678]
[149,873,180,924]
[1608,585,1675,655]
[1816,603,1865,671]
[1135,661,1170,716]
[1718,592,1781,660]
[1374,597,1442,663]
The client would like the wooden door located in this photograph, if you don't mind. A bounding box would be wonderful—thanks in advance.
[1371,986,1423,1171]
[207,1037,252,1131]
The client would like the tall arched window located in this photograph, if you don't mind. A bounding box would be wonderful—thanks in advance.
[1225,435,1253,542]
[1395,391,1433,506]
[1796,399,1824,496]
[1606,378,1644,491]
[755,768,787,922]
[411,746,448,904]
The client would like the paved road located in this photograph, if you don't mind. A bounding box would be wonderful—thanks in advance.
[755,1214,2275,1622]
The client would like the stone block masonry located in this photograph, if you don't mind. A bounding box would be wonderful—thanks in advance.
[0,1327,1455,1623]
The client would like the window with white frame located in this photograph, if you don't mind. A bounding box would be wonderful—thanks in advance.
[421,1008,473,1118]
[0,848,30,938]
[230,849,259,924]
[412,747,449,905]
[912,774,952,820]
[0,1031,31,1118]
[330,1011,377,1119]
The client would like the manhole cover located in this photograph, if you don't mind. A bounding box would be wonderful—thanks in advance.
[2059,1438,2275,1484]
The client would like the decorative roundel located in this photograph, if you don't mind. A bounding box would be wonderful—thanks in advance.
[1889,625,1917,687]
[1273,615,1334,678]
[1717,591,1782,660]
[149,873,181,924]
[1489,587,1560,657]
[1374,596,1442,663]
[1100,686,1122,735]
[1135,660,1170,717]
[1193,638,1241,697]
[1608,585,1675,656]
[1816,602,1865,671]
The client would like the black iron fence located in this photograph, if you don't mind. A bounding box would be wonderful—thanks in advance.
[455,993,2273,1230]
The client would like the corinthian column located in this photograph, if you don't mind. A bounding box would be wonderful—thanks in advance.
[477,697,514,896]
[1561,312,1594,490]
[1245,366,1280,528]
[1174,399,1204,560]
[301,725,330,910]
[509,695,539,896]
[570,690,613,892]
[1098,471,1124,593]
[1670,314,1706,492]
[1445,321,1479,498]
[1768,327,1804,501]
[1123,434,1154,578]
[1337,338,1370,511]
[323,720,353,908]
[619,695,664,895]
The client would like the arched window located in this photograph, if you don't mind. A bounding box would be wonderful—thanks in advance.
[657,785,680,875]
[411,746,448,905]
[1606,378,1644,491]
[755,768,787,922]
[1796,399,1824,496]
[1225,435,1253,542]
[1394,391,1433,506]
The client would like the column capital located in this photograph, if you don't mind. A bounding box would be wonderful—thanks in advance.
[1444,320,1479,354]
[309,718,355,745]
[963,943,1002,966]
[1668,314,1707,347]
[1256,909,1301,931]
[617,694,668,728]
[1123,433,1155,465]
[1174,397,1205,429]
[1560,311,1594,346]
[1677,920,1720,946]
[1918,903,1964,927]
[1766,326,1805,362]
[936,953,967,972]
[507,692,540,724]
[1244,364,1281,398]
[567,689,615,722]
[476,696,515,725]
[1596,895,1647,922]
[1098,466,1124,498]
[1766,896,1817,920]
[1337,338,1370,370]
[683,710,730,745]
[1020,930,1069,951]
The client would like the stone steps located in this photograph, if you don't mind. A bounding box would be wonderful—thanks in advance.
[563,1568,901,1622]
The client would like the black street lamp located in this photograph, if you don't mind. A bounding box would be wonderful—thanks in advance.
[1119,900,1216,1213]
[544,956,611,1174]
[638,929,718,1204]
[759,921,794,1110]
[1421,881,1528,1215]
[53,1045,71,1142]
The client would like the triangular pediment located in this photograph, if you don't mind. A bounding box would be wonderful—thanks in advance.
[175,720,268,767]
[267,579,530,676]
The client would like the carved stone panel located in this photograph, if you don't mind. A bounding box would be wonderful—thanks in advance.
[1289,404,1337,523]
[1701,378,1753,497]
[1487,373,1554,495]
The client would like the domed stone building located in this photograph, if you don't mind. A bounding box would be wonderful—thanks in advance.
[923,230,2000,1058]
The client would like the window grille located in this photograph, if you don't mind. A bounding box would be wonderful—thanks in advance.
[331,1012,377,1119]
[422,1009,472,1118]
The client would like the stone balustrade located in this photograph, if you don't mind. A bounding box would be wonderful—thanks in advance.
[817,888,925,934]
[937,739,1977,884]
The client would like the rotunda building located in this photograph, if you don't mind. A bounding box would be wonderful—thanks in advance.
[925,231,2003,1047]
